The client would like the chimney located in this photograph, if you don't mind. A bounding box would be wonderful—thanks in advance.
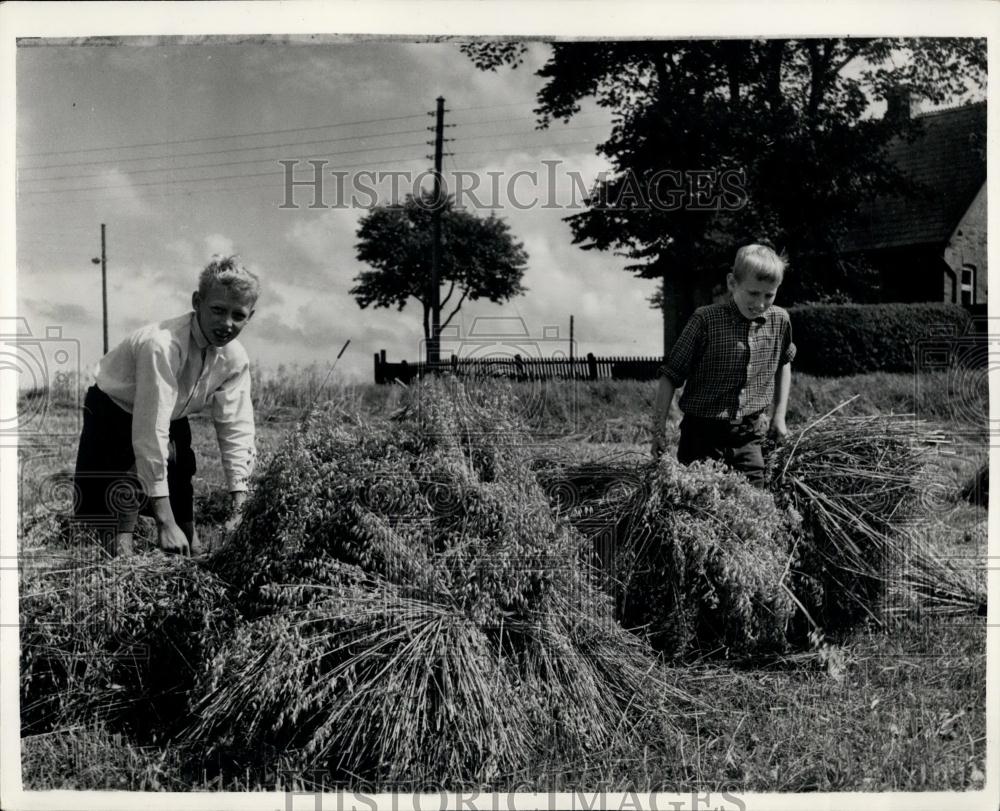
[885,86,921,124]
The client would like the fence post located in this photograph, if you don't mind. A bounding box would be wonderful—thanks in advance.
[587,352,598,381]
[451,354,458,375]
[514,353,525,381]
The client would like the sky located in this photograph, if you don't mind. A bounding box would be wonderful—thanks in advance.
[16,38,663,385]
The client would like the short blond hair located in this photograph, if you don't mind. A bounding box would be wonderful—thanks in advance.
[732,244,787,284]
[198,255,260,303]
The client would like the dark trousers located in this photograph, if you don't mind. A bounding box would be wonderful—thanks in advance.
[73,385,196,526]
[677,413,768,488]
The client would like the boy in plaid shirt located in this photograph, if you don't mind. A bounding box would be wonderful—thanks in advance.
[650,244,795,487]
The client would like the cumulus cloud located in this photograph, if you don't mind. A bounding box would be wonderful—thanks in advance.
[165,238,197,267]
[280,208,365,289]
[205,233,235,257]
[22,298,91,324]
[85,168,155,221]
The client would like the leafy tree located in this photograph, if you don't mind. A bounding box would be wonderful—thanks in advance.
[351,191,529,349]
[463,38,986,354]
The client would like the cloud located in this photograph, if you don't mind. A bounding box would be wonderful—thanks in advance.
[87,168,156,220]
[279,208,365,289]
[253,304,415,352]
[165,238,197,267]
[21,297,92,325]
[205,233,235,257]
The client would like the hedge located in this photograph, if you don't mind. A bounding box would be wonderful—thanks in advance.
[788,302,977,377]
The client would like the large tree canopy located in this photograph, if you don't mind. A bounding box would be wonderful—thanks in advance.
[464,38,986,353]
[351,191,529,344]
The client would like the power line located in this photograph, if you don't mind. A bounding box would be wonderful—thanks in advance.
[448,101,537,114]
[20,140,430,185]
[21,107,607,170]
[19,155,431,205]
[452,139,600,160]
[19,127,433,173]
[19,136,604,206]
[18,142,600,207]
[15,227,99,235]
[19,147,429,196]
[452,123,608,144]
[22,124,608,191]
[22,113,608,178]
[450,111,606,129]
[19,110,430,159]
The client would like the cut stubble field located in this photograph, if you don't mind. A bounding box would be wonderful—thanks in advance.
[15,370,989,793]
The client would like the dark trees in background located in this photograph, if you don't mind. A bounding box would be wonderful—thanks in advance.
[463,38,986,355]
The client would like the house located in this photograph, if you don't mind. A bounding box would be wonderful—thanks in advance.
[840,93,987,305]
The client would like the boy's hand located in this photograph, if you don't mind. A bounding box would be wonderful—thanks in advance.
[181,522,205,557]
[651,413,680,458]
[189,534,205,557]
[158,521,190,556]
[769,416,789,441]
[224,491,247,533]
[651,431,665,459]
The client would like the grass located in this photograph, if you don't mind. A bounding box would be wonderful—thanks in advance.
[697,619,986,792]
[512,618,986,793]
[188,383,698,787]
[14,369,989,792]
[20,721,192,791]
[18,526,235,740]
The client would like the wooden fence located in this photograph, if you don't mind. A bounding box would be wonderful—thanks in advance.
[373,349,664,384]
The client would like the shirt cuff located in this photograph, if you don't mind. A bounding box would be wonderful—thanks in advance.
[226,478,250,493]
[143,479,171,499]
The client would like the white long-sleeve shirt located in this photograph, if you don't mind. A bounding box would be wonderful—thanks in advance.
[95,311,256,498]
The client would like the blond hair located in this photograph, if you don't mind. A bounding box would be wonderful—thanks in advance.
[732,244,787,284]
[198,255,260,303]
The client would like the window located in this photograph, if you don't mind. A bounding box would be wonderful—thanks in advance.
[961,264,976,305]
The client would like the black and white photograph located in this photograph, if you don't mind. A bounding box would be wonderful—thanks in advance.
[1,3,996,810]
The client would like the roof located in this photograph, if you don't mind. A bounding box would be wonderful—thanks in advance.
[841,101,986,252]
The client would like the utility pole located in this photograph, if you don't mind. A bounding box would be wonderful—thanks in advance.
[428,96,446,364]
[91,223,108,354]
[569,314,575,378]
[425,97,453,364]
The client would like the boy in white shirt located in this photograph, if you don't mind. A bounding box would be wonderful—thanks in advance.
[72,256,258,556]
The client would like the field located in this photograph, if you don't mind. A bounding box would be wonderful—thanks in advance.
[15,368,988,793]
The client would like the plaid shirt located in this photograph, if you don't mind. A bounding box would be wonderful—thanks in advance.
[658,298,796,420]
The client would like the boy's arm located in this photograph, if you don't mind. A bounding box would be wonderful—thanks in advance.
[651,312,703,457]
[770,313,796,439]
[212,355,256,505]
[133,338,190,554]
[132,337,179,499]
[650,376,678,457]
[770,362,792,438]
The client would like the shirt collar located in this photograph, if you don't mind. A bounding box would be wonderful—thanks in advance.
[727,296,767,326]
[190,311,213,352]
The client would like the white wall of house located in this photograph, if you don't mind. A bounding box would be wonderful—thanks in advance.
[943,183,987,304]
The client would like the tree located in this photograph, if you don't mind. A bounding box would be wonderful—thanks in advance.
[351,191,529,354]
[464,38,986,355]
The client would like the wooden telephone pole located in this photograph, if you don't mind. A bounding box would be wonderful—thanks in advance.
[429,97,446,364]
[91,223,108,354]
